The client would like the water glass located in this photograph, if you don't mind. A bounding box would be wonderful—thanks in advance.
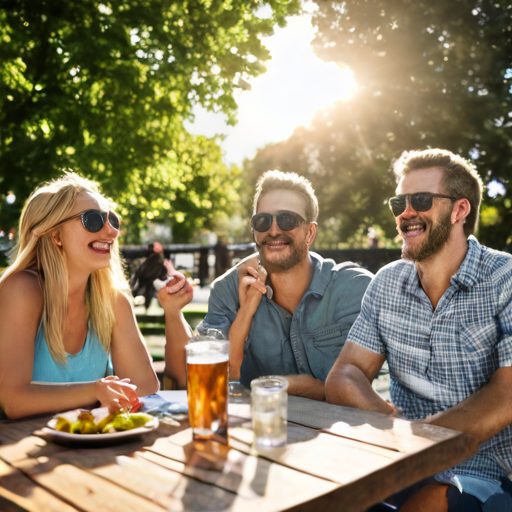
[251,376,288,447]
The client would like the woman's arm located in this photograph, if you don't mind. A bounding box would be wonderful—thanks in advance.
[157,274,194,389]
[0,272,139,419]
[110,291,160,396]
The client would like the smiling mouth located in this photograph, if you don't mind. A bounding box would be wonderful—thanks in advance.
[265,241,289,248]
[400,222,426,237]
[89,242,111,252]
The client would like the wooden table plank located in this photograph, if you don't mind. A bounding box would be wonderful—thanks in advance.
[0,459,78,512]
[78,452,249,512]
[287,396,465,452]
[0,395,479,512]
[140,446,338,511]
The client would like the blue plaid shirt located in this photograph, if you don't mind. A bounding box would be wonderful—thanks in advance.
[348,236,512,481]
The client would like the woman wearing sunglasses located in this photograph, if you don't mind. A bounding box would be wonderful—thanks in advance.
[0,172,159,419]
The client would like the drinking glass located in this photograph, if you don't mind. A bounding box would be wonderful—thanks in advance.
[186,337,229,443]
[251,376,288,447]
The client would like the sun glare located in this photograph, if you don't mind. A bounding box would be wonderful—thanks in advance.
[186,7,357,166]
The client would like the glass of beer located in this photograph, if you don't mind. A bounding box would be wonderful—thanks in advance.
[186,337,229,443]
[251,375,288,448]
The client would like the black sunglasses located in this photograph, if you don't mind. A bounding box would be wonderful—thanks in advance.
[388,192,457,217]
[251,212,305,232]
[41,209,121,235]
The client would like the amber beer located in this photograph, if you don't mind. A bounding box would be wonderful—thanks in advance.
[186,340,229,443]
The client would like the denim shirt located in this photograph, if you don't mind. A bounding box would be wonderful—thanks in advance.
[198,252,373,387]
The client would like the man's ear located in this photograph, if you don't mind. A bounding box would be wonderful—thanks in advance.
[452,198,471,225]
[306,222,317,246]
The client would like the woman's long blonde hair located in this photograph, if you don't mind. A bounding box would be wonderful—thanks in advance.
[0,171,128,364]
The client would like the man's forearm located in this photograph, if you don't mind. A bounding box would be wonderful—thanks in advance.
[422,368,512,443]
[285,374,325,401]
[325,363,395,414]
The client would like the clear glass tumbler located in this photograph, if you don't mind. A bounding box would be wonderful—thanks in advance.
[186,337,229,444]
[251,375,288,447]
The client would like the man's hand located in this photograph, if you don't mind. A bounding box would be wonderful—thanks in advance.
[157,272,194,312]
[237,258,268,315]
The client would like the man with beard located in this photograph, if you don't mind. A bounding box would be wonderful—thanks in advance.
[196,170,372,400]
[325,149,512,511]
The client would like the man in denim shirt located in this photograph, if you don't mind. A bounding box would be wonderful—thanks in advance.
[326,149,512,511]
[198,170,372,400]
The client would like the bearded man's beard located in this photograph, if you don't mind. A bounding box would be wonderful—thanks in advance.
[402,208,453,262]
[257,236,308,273]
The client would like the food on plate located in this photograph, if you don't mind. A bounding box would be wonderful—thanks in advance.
[53,407,153,434]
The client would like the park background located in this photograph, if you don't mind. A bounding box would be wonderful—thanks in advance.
[1,0,512,275]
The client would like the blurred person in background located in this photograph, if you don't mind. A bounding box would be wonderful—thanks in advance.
[131,241,173,310]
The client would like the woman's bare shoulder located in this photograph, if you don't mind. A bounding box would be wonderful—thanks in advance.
[113,289,135,317]
[0,270,44,310]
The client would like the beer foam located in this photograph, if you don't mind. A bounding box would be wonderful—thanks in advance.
[186,340,229,364]
[187,353,229,365]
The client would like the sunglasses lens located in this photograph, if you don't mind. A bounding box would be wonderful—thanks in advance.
[108,211,120,230]
[251,214,272,232]
[276,212,302,231]
[411,193,433,212]
[82,211,105,232]
[389,197,406,217]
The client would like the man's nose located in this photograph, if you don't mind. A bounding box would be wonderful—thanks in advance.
[267,217,281,236]
[399,198,418,218]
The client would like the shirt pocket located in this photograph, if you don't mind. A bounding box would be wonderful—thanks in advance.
[311,324,345,348]
[462,322,496,357]
[460,321,498,383]
[308,324,346,381]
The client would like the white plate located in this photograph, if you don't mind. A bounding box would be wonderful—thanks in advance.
[41,417,159,445]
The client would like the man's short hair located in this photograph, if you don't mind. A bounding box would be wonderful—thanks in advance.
[253,170,319,222]
[393,149,484,236]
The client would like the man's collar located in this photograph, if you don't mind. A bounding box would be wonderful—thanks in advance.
[450,235,481,289]
[307,252,333,296]
[405,235,481,292]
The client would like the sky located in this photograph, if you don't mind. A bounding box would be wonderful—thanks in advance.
[185,5,356,167]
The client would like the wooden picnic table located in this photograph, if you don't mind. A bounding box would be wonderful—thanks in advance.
[0,391,478,512]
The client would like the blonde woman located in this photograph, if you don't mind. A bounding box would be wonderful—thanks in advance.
[0,172,159,420]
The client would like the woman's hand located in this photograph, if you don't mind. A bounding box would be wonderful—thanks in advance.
[157,272,194,312]
[95,376,141,413]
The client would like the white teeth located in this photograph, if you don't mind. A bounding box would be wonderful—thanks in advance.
[91,242,110,250]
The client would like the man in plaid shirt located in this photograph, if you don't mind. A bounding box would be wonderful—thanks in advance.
[326,149,512,512]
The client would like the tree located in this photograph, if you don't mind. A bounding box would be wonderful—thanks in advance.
[0,0,300,241]
[243,106,399,247]
[244,0,512,249]
[308,0,512,249]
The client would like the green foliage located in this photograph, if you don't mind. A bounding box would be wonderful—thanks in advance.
[243,113,399,244]
[0,0,300,242]
[308,0,512,249]
[245,0,512,248]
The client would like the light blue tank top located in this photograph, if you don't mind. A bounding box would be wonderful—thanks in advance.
[31,319,113,383]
